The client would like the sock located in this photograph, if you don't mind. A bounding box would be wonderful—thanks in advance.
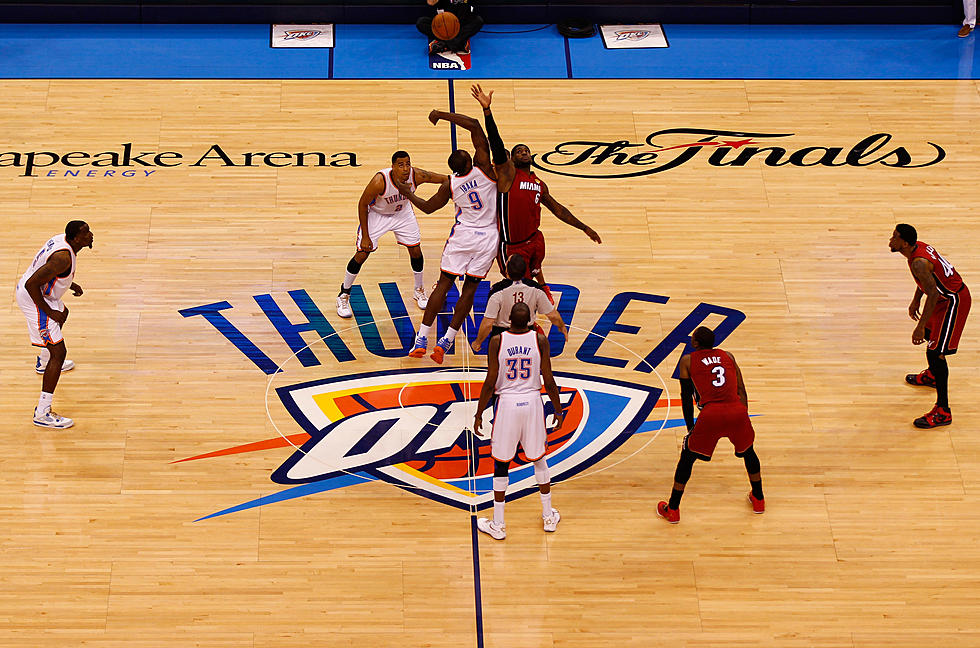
[928,352,950,410]
[493,500,505,526]
[39,348,51,365]
[443,326,459,343]
[418,323,432,339]
[668,488,684,510]
[37,391,53,415]
[413,271,424,291]
[750,479,764,500]
[540,492,552,516]
[341,272,357,292]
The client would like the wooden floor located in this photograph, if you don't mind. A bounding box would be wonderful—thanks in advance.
[2,79,979,648]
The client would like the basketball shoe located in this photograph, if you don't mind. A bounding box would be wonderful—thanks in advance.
[431,337,453,364]
[656,501,679,524]
[748,493,765,514]
[35,357,75,374]
[477,517,506,540]
[913,405,952,428]
[33,408,74,429]
[543,508,561,532]
[409,335,428,358]
[414,288,428,310]
[336,292,353,319]
[905,369,936,388]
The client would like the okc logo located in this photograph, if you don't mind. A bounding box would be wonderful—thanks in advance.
[283,30,322,41]
[615,30,650,41]
[272,368,661,510]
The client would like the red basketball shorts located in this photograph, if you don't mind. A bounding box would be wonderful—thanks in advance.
[684,402,755,460]
[499,230,546,279]
[926,285,970,355]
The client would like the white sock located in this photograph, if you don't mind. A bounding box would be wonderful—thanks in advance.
[541,492,552,516]
[418,323,432,339]
[493,500,505,526]
[413,271,424,291]
[444,326,459,343]
[37,391,53,415]
[39,348,51,364]
[342,271,357,291]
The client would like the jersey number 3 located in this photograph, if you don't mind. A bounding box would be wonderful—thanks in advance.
[711,366,726,387]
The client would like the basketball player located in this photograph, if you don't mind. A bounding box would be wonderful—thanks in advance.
[470,253,566,352]
[15,221,94,429]
[472,302,564,540]
[890,224,971,428]
[336,151,447,319]
[471,84,601,300]
[392,106,512,364]
[657,326,765,524]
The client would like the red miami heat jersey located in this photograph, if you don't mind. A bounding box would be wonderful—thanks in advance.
[499,167,542,244]
[908,241,965,297]
[689,348,740,407]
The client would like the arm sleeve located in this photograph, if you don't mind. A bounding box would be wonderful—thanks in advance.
[482,110,509,165]
[679,377,696,431]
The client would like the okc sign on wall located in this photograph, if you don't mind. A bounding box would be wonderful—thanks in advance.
[176,283,746,520]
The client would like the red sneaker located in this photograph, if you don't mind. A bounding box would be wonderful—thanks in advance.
[656,501,679,524]
[913,405,952,429]
[748,493,765,514]
[905,369,936,388]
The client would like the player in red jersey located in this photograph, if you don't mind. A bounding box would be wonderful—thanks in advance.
[890,224,971,428]
[656,327,764,524]
[470,85,601,301]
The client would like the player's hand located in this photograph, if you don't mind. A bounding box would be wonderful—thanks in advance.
[912,323,927,345]
[50,307,68,325]
[471,339,482,352]
[908,300,921,321]
[584,227,602,244]
[70,282,83,297]
[391,176,413,195]
[551,409,565,431]
[428,110,441,125]
[471,84,493,109]
[359,234,373,251]
[473,415,483,437]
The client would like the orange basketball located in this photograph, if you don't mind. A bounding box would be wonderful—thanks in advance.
[431,11,460,41]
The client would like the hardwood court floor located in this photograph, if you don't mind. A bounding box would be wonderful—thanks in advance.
[1,79,979,648]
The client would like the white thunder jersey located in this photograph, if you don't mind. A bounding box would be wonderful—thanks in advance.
[451,167,498,229]
[368,168,416,217]
[495,330,542,395]
[19,234,76,306]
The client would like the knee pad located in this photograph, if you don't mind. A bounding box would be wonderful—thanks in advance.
[674,449,697,484]
[533,458,550,485]
[741,446,761,474]
[347,257,364,274]
[492,476,508,493]
[410,254,424,273]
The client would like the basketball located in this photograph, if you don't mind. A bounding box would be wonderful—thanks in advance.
[431,11,460,41]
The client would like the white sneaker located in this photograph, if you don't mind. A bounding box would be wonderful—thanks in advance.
[543,508,561,532]
[336,293,353,318]
[477,517,506,540]
[35,358,75,374]
[33,408,74,429]
[414,287,428,310]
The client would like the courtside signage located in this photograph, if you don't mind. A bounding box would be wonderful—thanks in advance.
[600,24,668,49]
[176,283,747,520]
[271,24,334,48]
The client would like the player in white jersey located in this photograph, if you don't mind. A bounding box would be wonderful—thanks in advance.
[394,89,517,364]
[15,221,94,428]
[472,303,564,540]
[335,151,447,319]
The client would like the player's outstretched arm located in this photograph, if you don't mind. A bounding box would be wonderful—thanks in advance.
[538,333,564,430]
[473,336,501,436]
[540,180,601,244]
[24,251,72,325]
[677,354,696,431]
[393,176,452,214]
[729,353,749,409]
[413,167,449,186]
[471,84,515,191]
[430,109,492,172]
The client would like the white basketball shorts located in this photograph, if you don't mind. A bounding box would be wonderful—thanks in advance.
[357,209,422,251]
[440,223,499,279]
[491,392,547,462]
[15,287,64,347]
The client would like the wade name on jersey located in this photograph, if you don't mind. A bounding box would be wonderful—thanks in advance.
[700,355,722,366]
